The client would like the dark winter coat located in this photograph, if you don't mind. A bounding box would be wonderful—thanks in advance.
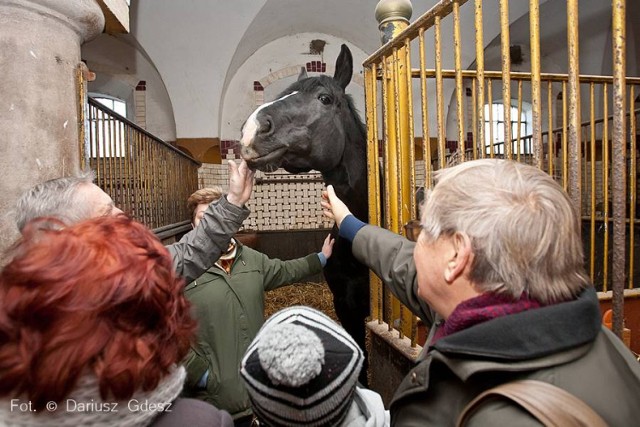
[349,222,640,427]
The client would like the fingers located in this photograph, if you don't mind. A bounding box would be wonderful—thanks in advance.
[321,189,332,219]
[326,185,339,204]
[228,159,238,174]
[322,206,335,220]
[245,167,256,183]
[324,234,335,246]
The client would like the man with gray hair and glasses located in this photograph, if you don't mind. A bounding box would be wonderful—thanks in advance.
[322,158,640,426]
[15,160,254,284]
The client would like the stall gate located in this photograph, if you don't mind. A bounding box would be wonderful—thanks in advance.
[364,0,638,345]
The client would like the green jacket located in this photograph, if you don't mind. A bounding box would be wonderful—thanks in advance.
[349,223,640,427]
[182,243,322,419]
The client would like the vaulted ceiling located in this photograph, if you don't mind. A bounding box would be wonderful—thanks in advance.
[98,0,634,140]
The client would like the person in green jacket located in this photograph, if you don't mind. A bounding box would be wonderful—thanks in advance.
[322,158,640,426]
[182,186,334,426]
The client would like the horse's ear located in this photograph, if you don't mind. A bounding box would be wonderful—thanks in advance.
[298,66,308,81]
[333,44,353,90]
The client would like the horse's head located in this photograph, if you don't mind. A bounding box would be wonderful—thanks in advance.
[240,44,356,174]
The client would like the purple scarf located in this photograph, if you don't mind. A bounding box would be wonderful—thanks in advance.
[432,292,542,343]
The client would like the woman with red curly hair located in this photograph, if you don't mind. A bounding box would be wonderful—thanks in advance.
[0,216,233,426]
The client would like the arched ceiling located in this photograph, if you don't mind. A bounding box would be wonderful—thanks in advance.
[128,0,605,140]
[225,0,433,89]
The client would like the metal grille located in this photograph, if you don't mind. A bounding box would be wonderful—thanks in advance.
[81,97,200,230]
[364,0,637,343]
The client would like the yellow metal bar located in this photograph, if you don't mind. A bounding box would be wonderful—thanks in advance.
[435,15,446,169]
[398,39,416,231]
[135,131,143,223]
[392,47,402,235]
[454,0,465,160]
[365,66,380,224]
[500,0,512,159]
[472,78,478,159]
[409,69,640,85]
[567,0,582,213]
[142,134,150,225]
[122,123,128,215]
[589,82,596,280]
[147,138,153,228]
[530,0,542,167]
[419,28,432,186]
[87,104,94,161]
[402,38,416,343]
[76,64,87,171]
[144,136,152,226]
[392,47,403,336]
[488,79,494,158]
[475,0,485,160]
[517,80,523,162]
[611,0,626,337]
[562,81,568,191]
[582,127,587,210]
[629,85,636,289]
[155,144,161,227]
[99,109,107,184]
[603,83,609,292]
[145,137,153,227]
[136,131,145,224]
[364,65,383,321]
[548,81,554,176]
[108,110,116,199]
[117,122,124,213]
[380,55,393,330]
[124,122,132,216]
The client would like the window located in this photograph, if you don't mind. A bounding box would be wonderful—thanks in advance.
[89,95,127,158]
[484,102,532,155]
[95,97,126,116]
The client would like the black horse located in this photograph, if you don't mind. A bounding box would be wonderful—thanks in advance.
[240,44,370,385]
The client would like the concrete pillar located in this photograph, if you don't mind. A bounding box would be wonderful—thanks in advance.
[0,0,104,255]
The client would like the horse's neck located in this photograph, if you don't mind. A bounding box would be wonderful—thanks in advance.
[322,133,368,220]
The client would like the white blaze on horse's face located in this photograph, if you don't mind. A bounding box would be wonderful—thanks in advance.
[240,91,299,150]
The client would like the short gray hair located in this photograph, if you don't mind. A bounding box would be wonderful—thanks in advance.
[15,170,97,231]
[420,159,589,304]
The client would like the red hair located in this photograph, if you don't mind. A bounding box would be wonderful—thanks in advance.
[0,215,195,409]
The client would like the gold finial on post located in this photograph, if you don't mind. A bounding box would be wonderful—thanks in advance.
[375,0,412,44]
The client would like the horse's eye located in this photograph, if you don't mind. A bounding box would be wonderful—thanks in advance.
[318,94,332,105]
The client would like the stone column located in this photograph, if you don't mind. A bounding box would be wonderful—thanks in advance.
[0,0,104,255]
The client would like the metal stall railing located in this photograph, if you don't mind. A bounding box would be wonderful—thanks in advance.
[79,97,200,231]
[364,0,637,346]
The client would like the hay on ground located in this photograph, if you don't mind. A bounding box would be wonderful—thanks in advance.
[264,281,338,323]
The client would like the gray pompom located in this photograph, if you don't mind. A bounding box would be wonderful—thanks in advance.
[257,323,325,387]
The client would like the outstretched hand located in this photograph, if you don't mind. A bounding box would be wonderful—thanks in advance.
[321,234,335,259]
[321,185,352,228]
[227,160,255,207]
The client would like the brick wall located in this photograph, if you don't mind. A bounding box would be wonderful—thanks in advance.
[134,81,146,129]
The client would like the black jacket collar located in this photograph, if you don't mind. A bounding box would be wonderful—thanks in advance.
[432,287,601,360]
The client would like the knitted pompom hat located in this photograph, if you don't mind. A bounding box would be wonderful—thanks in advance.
[240,306,364,427]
